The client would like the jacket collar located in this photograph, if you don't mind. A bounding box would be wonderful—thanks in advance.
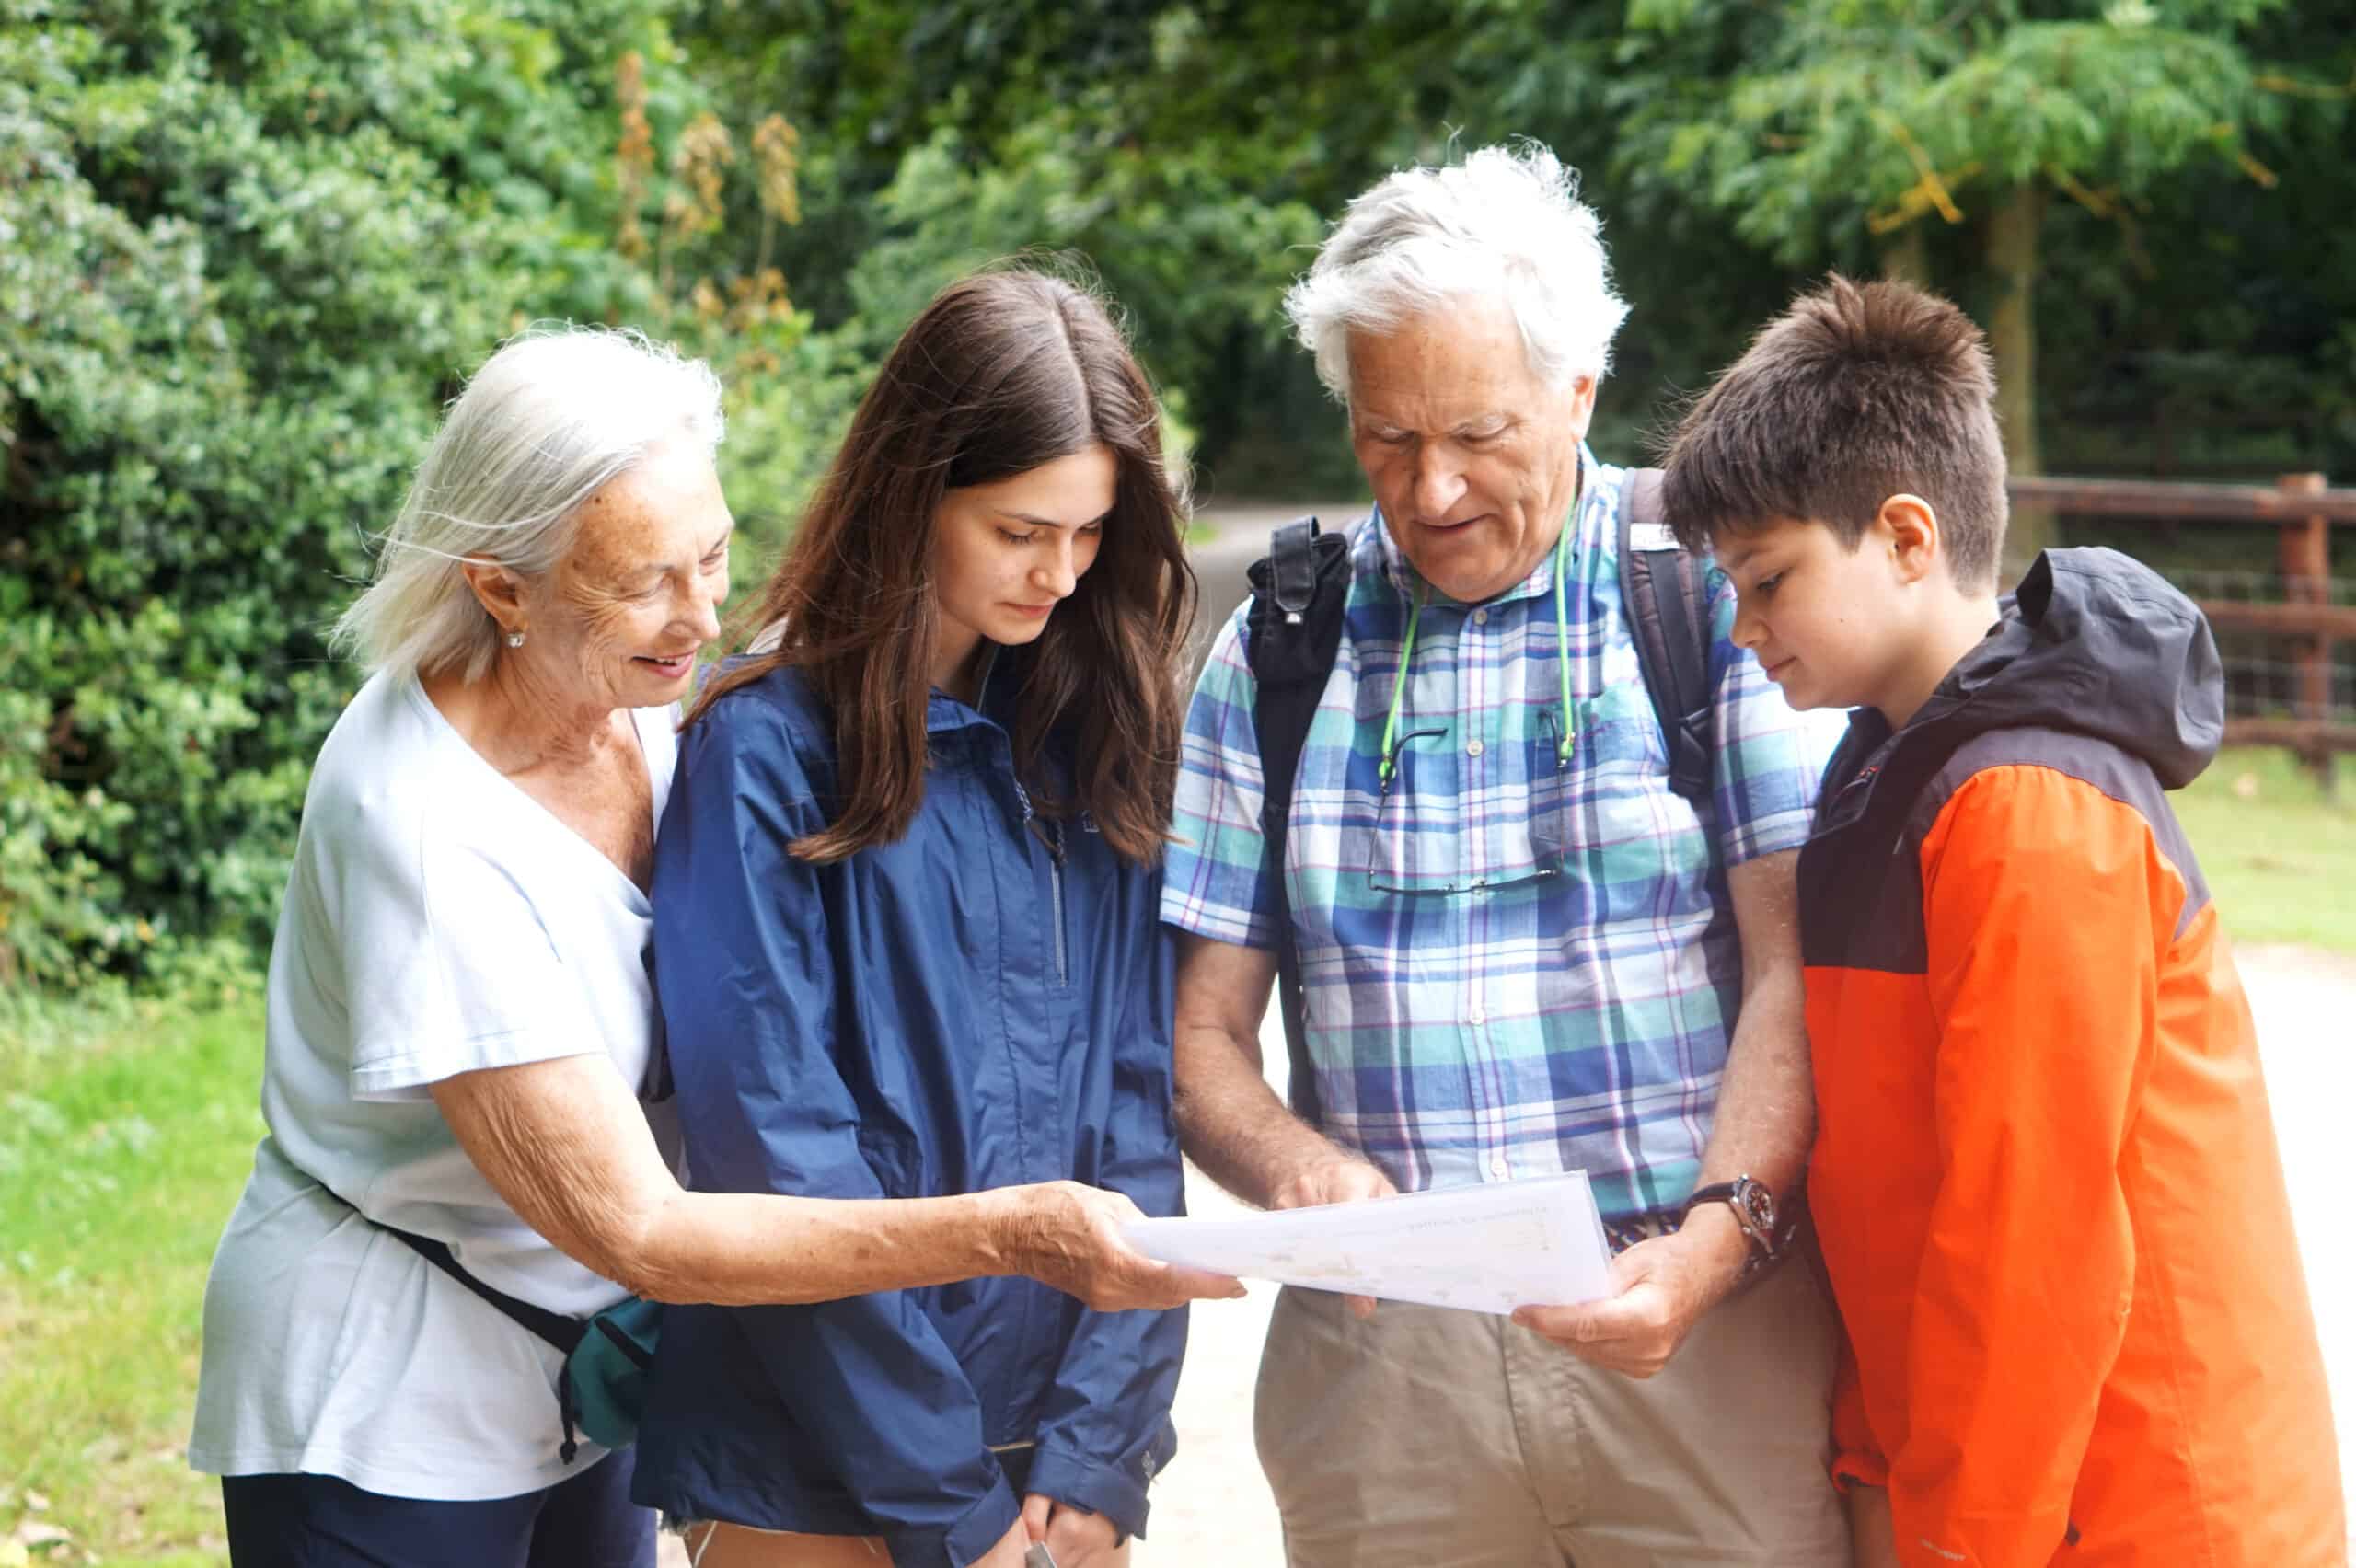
[926,643,1016,737]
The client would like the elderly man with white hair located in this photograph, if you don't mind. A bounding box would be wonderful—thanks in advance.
[189,326,1231,1568]
[1163,146,1851,1563]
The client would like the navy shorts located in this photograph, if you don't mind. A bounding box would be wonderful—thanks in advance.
[221,1448,655,1568]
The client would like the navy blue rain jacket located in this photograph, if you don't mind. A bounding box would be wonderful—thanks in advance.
[629,661,1186,1568]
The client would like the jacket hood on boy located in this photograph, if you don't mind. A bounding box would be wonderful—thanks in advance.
[1834,547,2224,796]
[1938,547,2223,785]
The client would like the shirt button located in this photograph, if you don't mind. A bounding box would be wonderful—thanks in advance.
[1469,1005,1486,1024]
[1466,738,1485,757]
[1490,1157,1508,1178]
[1472,608,1489,626]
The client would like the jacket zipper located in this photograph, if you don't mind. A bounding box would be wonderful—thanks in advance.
[1048,846,1067,986]
[1012,781,1068,986]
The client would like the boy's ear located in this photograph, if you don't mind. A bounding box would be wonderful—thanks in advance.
[1877,494,1944,586]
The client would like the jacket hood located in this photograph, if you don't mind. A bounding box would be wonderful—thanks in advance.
[1898,548,2225,790]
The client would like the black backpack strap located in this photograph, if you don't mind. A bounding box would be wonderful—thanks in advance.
[1617,467,1715,806]
[1243,516,1351,1126]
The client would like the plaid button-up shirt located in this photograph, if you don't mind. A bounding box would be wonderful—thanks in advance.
[1162,451,1841,1221]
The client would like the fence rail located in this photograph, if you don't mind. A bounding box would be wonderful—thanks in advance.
[2012,471,2356,779]
[2009,475,2356,525]
[2199,602,2356,641]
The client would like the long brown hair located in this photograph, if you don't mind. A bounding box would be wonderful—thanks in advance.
[687,267,1197,866]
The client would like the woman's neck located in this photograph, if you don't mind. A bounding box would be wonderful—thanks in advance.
[930,625,989,707]
[425,658,624,778]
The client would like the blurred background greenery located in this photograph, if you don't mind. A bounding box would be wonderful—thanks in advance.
[6,0,2354,997]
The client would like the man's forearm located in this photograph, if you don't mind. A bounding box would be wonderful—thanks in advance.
[1694,964,1814,1200]
[1172,1020,1354,1210]
[1700,847,1816,1205]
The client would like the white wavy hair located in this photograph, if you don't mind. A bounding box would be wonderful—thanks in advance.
[332,325,725,683]
[1284,142,1632,400]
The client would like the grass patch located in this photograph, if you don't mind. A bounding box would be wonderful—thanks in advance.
[2176,745,2356,952]
[0,999,264,1565]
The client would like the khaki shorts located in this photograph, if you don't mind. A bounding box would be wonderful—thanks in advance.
[1253,1257,1851,1567]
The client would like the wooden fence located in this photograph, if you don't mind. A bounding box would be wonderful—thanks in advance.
[2010,472,2356,785]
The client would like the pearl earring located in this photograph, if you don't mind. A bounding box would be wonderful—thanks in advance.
[505,631,526,649]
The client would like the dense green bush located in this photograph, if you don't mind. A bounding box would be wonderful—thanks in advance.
[0,0,817,988]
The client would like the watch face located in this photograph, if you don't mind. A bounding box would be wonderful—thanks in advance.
[1734,1179,1776,1237]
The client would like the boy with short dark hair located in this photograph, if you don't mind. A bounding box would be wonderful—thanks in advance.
[1661,275,2344,1566]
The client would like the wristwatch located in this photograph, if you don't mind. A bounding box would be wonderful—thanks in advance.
[1680,1173,1788,1274]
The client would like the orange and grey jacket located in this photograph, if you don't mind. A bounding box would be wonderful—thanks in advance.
[1801,548,2344,1566]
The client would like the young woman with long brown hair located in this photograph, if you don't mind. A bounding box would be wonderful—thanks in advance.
[629,269,1218,1568]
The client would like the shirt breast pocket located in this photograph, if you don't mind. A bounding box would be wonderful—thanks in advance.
[1528,683,1703,892]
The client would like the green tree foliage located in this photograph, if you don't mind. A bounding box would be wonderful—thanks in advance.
[1615,0,2345,552]
[676,0,1869,483]
[676,0,1359,488]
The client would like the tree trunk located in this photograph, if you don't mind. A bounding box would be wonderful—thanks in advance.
[1880,224,1931,286]
[1985,182,2050,568]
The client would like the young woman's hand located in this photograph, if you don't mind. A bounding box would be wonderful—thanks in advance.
[999,1181,1244,1311]
[1022,1493,1127,1567]
[969,1517,1035,1568]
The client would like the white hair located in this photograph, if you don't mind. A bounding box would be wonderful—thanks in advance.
[1284,142,1632,400]
[332,325,725,683]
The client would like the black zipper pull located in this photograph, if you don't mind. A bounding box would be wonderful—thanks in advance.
[558,1368,581,1465]
[1028,814,1066,865]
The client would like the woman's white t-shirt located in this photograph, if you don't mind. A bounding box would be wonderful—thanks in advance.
[189,671,683,1501]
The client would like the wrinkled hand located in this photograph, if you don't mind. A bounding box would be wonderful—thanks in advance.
[1510,1208,1749,1378]
[1022,1493,1126,1567]
[1269,1154,1397,1319]
[1007,1181,1243,1311]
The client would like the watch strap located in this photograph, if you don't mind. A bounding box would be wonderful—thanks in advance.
[1680,1175,1786,1268]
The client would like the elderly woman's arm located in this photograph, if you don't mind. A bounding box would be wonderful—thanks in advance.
[430,1055,1210,1310]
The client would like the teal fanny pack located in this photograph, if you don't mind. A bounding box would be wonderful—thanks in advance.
[564,1295,661,1451]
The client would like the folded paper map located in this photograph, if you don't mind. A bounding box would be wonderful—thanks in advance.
[1126,1173,1614,1314]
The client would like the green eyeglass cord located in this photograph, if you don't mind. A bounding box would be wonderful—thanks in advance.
[1377,479,1582,789]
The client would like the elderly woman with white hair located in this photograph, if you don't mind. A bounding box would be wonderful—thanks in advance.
[188,326,1230,1568]
[1162,145,1851,1563]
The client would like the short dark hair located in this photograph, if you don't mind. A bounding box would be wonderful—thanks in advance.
[1659,275,2008,590]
